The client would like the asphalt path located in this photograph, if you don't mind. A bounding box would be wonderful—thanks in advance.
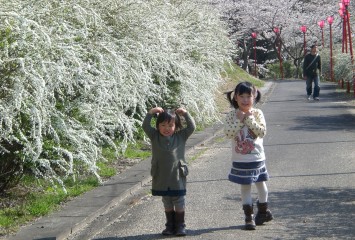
[68,80,355,240]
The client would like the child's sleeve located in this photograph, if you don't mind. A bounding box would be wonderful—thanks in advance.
[142,113,155,139]
[223,110,244,139]
[243,109,266,138]
[182,112,196,139]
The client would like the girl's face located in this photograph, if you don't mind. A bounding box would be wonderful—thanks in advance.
[158,119,176,137]
[235,92,254,112]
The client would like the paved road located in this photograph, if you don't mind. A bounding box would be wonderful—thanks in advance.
[67,80,355,240]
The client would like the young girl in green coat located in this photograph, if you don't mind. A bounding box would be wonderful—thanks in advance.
[142,107,196,236]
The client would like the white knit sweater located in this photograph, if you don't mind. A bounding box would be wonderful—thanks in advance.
[223,108,266,162]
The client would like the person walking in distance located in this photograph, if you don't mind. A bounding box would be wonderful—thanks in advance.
[303,45,322,100]
[224,81,273,230]
[142,107,196,236]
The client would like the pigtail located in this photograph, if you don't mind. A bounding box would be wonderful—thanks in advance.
[225,90,233,105]
[225,90,239,109]
[254,88,261,104]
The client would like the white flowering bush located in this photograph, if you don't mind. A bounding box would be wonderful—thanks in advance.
[320,48,352,82]
[0,0,233,191]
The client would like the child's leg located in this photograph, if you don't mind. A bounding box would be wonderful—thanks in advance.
[255,181,268,203]
[172,196,186,236]
[240,184,253,205]
[240,184,255,230]
[161,196,175,235]
[255,182,273,225]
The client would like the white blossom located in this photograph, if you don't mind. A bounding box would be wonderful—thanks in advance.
[0,0,232,189]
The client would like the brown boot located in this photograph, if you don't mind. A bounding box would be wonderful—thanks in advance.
[243,204,256,230]
[162,211,175,235]
[255,201,273,225]
[175,211,186,236]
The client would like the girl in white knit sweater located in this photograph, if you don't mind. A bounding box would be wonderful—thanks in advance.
[224,81,273,230]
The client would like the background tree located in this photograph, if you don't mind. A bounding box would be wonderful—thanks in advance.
[213,0,344,77]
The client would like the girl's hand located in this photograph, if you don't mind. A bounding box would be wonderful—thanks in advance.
[236,110,246,122]
[149,107,164,115]
[244,110,253,118]
[175,107,187,115]
[237,109,253,122]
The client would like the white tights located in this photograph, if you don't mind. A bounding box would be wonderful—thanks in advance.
[240,182,268,205]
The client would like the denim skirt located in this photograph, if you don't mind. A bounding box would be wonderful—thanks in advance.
[228,161,269,184]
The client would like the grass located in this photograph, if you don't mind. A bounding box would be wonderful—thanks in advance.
[0,62,263,236]
[189,148,209,163]
[221,62,264,87]
[0,176,98,235]
[98,141,152,178]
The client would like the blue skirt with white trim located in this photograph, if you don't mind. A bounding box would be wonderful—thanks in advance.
[228,161,269,184]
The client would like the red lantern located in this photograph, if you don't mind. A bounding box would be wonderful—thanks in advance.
[300,25,307,33]
[317,20,325,28]
[251,32,257,39]
[327,16,334,25]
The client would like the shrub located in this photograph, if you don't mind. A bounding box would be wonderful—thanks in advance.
[0,0,233,192]
[319,47,352,82]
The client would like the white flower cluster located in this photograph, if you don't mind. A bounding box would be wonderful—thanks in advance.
[0,0,232,190]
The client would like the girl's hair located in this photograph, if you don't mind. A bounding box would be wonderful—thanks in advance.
[225,81,261,109]
[155,109,183,131]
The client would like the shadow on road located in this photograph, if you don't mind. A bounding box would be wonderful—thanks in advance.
[271,171,355,179]
[291,113,355,131]
[269,187,355,239]
[92,225,242,240]
[93,186,354,240]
